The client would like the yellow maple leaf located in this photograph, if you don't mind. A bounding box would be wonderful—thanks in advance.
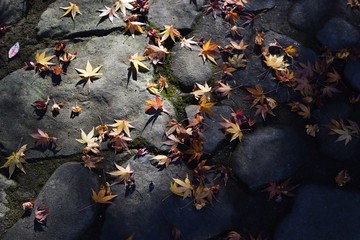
[264,54,289,71]
[108,163,134,185]
[60,2,81,20]
[191,82,212,100]
[76,128,100,154]
[75,60,103,81]
[151,155,171,168]
[170,174,193,199]
[219,116,243,142]
[113,0,134,17]
[35,51,56,67]
[160,25,181,43]
[91,187,117,204]
[199,39,220,65]
[129,53,149,74]
[0,144,27,179]
[197,96,215,115]
[109,119,134,137]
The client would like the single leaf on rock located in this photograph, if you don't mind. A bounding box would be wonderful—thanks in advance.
[180,36,197,50]
[109,119,134,137]
[264,54,288,71]
[124,18,145,38]
[129,53,149,74]
[108,163,134,185]
[151,155,170,168]
[197,95,215,115]
[76,128,100,154]
[199,39,220,65]
[170,174,193,199]
[91,187,117,204]
[75,60,103,81]
[0,144,27,179]
[191,82,212,100]
[219,116,243,142]
[113,0,134,17]
[98,6,119,24]
[60,2,81,20]
[145,95,169,114]
[214,81,233,99]
[30,128,58,149]
[160,25,181,43]
[35,50,56,67]
[34,205,49,224]
[22,201,34,211]
[82,154,104,169]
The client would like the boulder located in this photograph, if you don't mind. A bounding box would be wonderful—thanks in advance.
[245,0,275,12]
[0,34,174,159]
[3,162,99,240]
[37,0,124,39]
[316,18,360,51]
[288,0,332,31]
[100,155,244,240]
[274,185,360,240]
[0,0,30,25]
[231,126,313,190]
[344,59,360,92]
[0,174,16,218]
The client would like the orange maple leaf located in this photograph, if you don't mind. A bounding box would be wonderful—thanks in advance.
[199,39,220,65]
[91,187,117,204]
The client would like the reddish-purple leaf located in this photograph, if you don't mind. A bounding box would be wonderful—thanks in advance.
[8,42,20,59]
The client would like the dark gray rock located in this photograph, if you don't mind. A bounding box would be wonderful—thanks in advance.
[231,126,313,190]
[100,155,244,240]
[274,185,360,240]
[313,98,360,161]
[344,59,360,92]
[37,0,124,38]
[0,174,16,218]
[0,0,30,25]
[148,0,200,30]
[171,45,213,91]
[288,0,332,31]
[185,105,233,154]
[3,162,99,240]
[317,18,360,51]
[0,35,174,159]
[245,0,275,12]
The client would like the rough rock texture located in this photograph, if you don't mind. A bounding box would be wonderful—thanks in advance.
[171,45,213,91]
[0,0,30,25]
[344,59,360,92]
[37,0,124,39]
[148,0,200,30]
[100,155,244,240]
[231,126,313,190]
[274,185,360,240]
[288,0,332,31]
[0,35,174,159]
[316,18,360,51]
[185,105,232,154]
[3,162,99,240]
[245,0,276,12]
[0,174,16,218]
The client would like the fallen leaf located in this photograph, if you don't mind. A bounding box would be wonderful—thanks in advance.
[151,155,171,168]
[264,54,288,71]
[34,205,49,224]
[35,50,56,68]
[191,82,212,100]
[0,144,27,179]
[199,39,220,65]
[76,128,100,154]
[124,18,145,38]
[129,53,149,74]
[22,201,34,211]
[75,60,103,81]
[60,2,81,20]
[180,36,197,50]
[30,128,58,149]
[109,119,134,137]
[8,42,20,59]
[160,25,181,43]
[82,154,104,169]
[170,174,193,199]
[219,116,243,142]
[108,163,134,185]
[98,6,119,24]
[113,0,134,17]
[91,187,117,204]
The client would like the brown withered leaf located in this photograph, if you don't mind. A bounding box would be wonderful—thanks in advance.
[82,154,104,169]
[335,169,351,187]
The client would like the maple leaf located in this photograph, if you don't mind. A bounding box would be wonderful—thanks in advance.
[75,60,103,81]
[108,163,134,185]
[1,144,27,179]
[294,77,313,96]
[98,6,119,24]
[34,205,49,224]
[35,51,56,67]
[60,2,81,20]
[170,174,193,199]
[335,169,351,187]
[284,45,299,58]
[113,0,134,17]
[124,18,145,38]
[129,53,149,74]
[197,95,215,115]
[184,139,204,163]
[225,231,242,240]
[91,187,117,204]
[109,119,134,137]
[305,124,319,137]
[320,84,341,98]
[59,49,77,63]
[325,118,355,145]
[76,128,100,155]
[221,63,236,76]
[193,184,219,210]
[180,36,197,50]
[228,54,247,69]
[145,95,169,114]
[254,102,276,121]
[95,124,109,142]
[326,69,342,84]
[160,25,181,43]
[264,54,289,71]
[245,84,265,108]
[30,128,58,149]
[199,39,220,65]
[219,116,243,142]
[165,119,184,137]
[262,178,298,201]
[151,155,171,168]
[255,31,265,46]
[191,82,212,100]
[193,160,213,182]
[225,11,240,25]
[82,154,104,169]
[143,44,169,65]
[109,130,132,152]
[229,39,248,51]
[296,104,311,119]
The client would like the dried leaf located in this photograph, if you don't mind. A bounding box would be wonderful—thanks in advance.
[199,39,220,65]
[60,2,81,20]
[108,163,134,185]
[0,144,27,179]
[160,25,181,43]
[91,187,117,204]
[335,170,351,186]
[170,174,193,199]
[8,42,20,59]
[34,205,49,224]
